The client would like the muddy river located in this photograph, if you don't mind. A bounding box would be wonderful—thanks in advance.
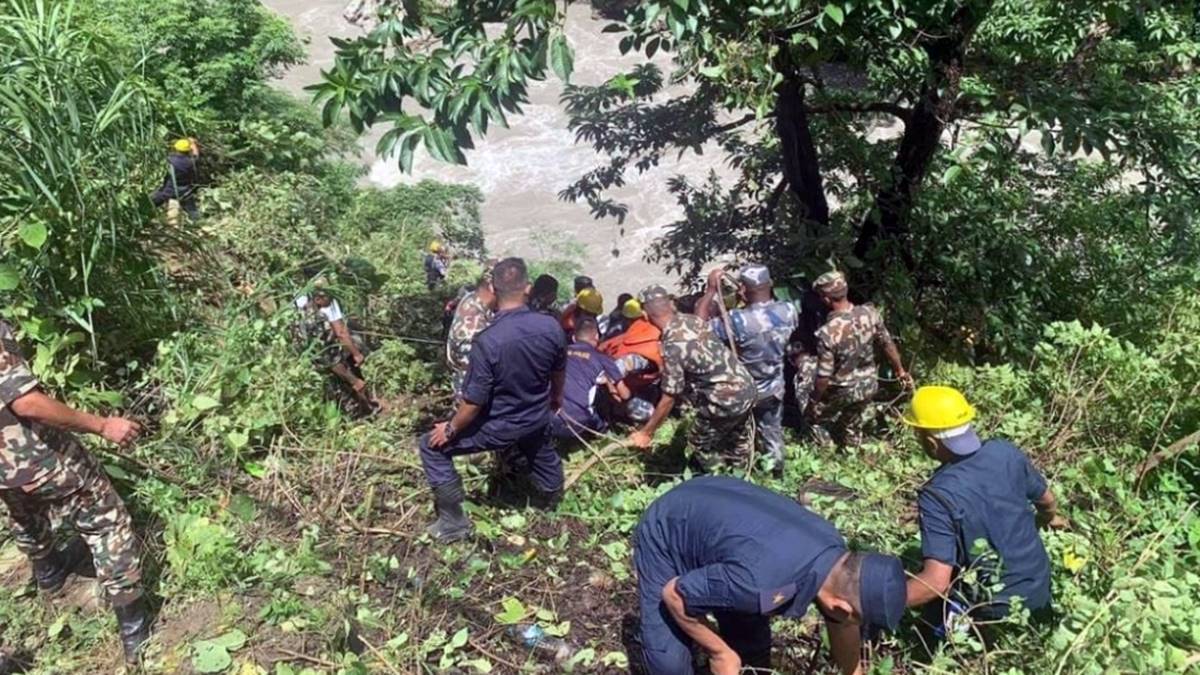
[261,0,736,294]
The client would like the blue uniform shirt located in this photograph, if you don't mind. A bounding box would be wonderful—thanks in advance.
[918,439,1051,613]
[635,476,845,618]
[561,342,622,431]
[711,300,799,401]
[461,307,567,444]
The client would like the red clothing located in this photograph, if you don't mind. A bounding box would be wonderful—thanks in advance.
[599,318,663,393]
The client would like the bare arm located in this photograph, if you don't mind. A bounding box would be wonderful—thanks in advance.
[630,392,677,448]
[10,390,139,445]
[695,269,726,322]
[430,401,484,448]
[882,340,912,387]
[612,380,632,402]
[329,319,364,363]
[1035,488,1069,528]
[826,619,865,675]
[550,370,565,412]
[905,559,954,608]
[661,578,740,674]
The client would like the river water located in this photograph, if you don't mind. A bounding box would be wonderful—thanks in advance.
[262,0,733,295]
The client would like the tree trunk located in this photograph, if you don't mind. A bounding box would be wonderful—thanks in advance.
[853,2,993,279]
[775,77,830,228]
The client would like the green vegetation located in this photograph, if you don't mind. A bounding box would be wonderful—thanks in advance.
[0,1,1197,674]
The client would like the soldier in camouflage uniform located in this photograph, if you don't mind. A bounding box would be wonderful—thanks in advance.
[0,321,151,663]
[446,270,496,397]
[628,286,757,471]
[697,264,799,476]
[802,272,913,447]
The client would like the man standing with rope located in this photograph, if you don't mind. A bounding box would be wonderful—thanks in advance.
[696,264,798,477]
[628,286,756,472]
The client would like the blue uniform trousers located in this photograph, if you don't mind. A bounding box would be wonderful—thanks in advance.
[419,423,563,493]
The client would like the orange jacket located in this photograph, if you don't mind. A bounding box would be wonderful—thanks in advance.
[599,317,662,393]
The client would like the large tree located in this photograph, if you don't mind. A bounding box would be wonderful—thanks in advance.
[312,0,1199,352]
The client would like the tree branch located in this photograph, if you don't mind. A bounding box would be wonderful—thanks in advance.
[807,102,910,120]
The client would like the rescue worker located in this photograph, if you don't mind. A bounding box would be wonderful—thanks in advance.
[561,287,606,336]
[150,137,200,220]
[903,386,1066,628]
[602,293,636,340]
[446,270,496,398]
[294,285,378,413]
[424,241,450,290]
[628,286,756,471]
[551,317,629,442]
[696,264,798,476]
[633,476,906,674]
[0,321,151,663]
[788,283,830,410]
[598,299,662,424]
[802,271,912,447]
[573,275,595,294]
[419,258,567,543]
[529,274,561,316]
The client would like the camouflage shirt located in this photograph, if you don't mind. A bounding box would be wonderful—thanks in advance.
[660,313,756,419]
[815,304,893,389]
[711,299,799,402]
[447,291,493,370]
[0,321,83,490]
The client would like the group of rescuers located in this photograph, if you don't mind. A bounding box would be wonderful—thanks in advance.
[0,246,1067,672]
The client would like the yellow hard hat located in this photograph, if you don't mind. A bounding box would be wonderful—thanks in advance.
[903,386,976,430]
[429,241,443,253]
[622,298,643,319]
[576,288,603,315]
[173,138,192,153]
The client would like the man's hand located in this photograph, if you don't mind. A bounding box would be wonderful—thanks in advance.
[100,417,140,446]
[708,649,741,675]
[1040,512,1070,530]
[429,422,452,449]
[897,369,915,390]
[706,268,726,291]
[351,351,366,367]
[629,430,653,450]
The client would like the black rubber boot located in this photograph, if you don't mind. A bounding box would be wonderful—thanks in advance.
[427,480,472,543]
[532,488,563,511]
[32,537,91,594]
[113,595,151,664]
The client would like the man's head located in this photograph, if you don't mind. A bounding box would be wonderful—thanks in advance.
[615,293,633,313]
[738,264,774,303]
[574,275,595,294]
[492,257,530,305]
[576,288,604,317]
[903,386,981,461]
[476,269,496,304]
[172,138,192,154]
[815,551,906,632]
[530,274,559,308]
[638,285,675,329]
[813,271,849,306]
[573,315,601,346]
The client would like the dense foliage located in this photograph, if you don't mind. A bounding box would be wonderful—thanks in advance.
[315,0,1200,357]
[0,1,1197,675]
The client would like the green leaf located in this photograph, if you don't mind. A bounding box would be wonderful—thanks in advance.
[242,461,267,479]
[448,627,469,650]
[941,164,963,185]
[493,596,526,624]
[698,65,726,78]
[192,395,220,411]
[0,264,20,291]
[193,642,232,673]
[18,221,47,250]
[824,4,845,26]
[211,629,248,651]
[549,34,574,83]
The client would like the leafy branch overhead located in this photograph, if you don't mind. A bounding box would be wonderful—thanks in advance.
[313,0,1199,301]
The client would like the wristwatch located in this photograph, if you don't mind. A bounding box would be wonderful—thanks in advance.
[444,421,458,439]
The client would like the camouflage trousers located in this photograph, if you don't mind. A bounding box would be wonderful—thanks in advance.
[0,440,142,603]
[690,409,755,472]
[794,355,875,448]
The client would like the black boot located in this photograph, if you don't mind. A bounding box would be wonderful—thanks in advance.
[113,595,151,664]
[532,488,563,511]
[31,537,91,594]
[427,480,472,543]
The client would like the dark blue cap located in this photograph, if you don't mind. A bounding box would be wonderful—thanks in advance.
[860,554,906,631]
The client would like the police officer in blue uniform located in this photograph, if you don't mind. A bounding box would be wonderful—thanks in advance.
[419,258,568,543]
[633,476,907,675]
[903,387,1066,628]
